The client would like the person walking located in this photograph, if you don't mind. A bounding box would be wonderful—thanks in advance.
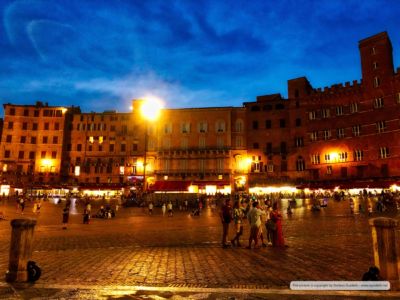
[246,201,266,249]
[162,203,166,216]
[62,206,70,229]
[148,202,154,215]
[167,202,173,217]
[83,208,90,224]
[220,198,233,248]
[231,201,245,247]
[270,202,286,247]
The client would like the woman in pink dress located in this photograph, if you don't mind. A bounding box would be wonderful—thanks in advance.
[270,202,286,247]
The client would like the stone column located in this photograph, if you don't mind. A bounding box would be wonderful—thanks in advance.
[5,219,37,282]
[369,217,400,289]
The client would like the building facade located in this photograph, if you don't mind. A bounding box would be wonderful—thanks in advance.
[1,32,400,193]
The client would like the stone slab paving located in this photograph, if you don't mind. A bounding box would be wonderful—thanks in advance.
[0,198,399,299]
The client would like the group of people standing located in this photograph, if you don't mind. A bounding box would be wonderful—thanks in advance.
[220,198,286,249]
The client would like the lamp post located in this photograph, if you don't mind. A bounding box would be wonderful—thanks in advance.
[138,97,163,193]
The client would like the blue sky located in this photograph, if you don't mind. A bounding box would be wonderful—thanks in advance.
[1,0,400,114]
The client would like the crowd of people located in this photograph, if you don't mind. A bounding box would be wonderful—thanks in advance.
[220,197,286,249]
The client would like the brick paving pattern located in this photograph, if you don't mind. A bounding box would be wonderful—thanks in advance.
[0,197,398,298]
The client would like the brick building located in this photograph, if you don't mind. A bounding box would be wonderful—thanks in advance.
[0,102,78,187]
[1,31,400,193]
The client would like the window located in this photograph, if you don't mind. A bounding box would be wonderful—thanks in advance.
[295,118,301,127]
[380,147,389,159]
[295,137,304,147]
[20,136,26,143]
[110,125,116,131]
[109,144,115,152]
[374,97,384,108]
[275,103,285,110]
[98,145,103,152]
[29,151,35,159]
[371,47,376,55]
[267,164,274,172]
[6,135,12,143]
[311,154,320,164]
[336,106,344,116]
[376,121,386,133]
[132,143,138,151]
[321,108,330,118]
[309,111,316,120]
[263,104,272,111]
[121,144,126,152]
[18,151,24,159]
[44,123,49,130]
[296,157,305,171]
[310,131,318,141]
[77,144,82,151]
[9,108,15,115]
[252,121,258,130]
[199,121,208,133]
[8,122,13,129]
[373,61,378,69]
[350,103,358,113]
[4,150,10,158]
[23,109,29,116]
[325,154,331,162]
[338,152,348,162]
[34,110,39,117]
[181,122,190,133]
[327,166,332,175]
[217,136,224,148]
[235,136,243,148]
[41,151,46,159]
[22,122,28,130]
[352,125,361,137]
[32,123,38,130]
[55,123,60,130]
[397,92,400,104]
[51,151,57,159]
[337,128,345,139]
[53,136,58,144]
[235,120,243,132]
[199,136,206,148]
[89,136,94,143]
[31,137,37,144]
[216,120,225,133]
[354,150,363,161]
[253,143,259,149]
[266,143,272,155]
[323,130,331,140]
[279,119,286,128]
[163,138,171,149]
[42,136,48,144]
[56,110,62,117]
[280,142,287,154]
[265,120,272,129]
[374,77,380,88]
[251,105,260,111]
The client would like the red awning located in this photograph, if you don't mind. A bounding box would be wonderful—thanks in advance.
[192,180,230,187]
[149,181,191,191]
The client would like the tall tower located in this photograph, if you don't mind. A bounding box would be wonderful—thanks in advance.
[358,31,394,92]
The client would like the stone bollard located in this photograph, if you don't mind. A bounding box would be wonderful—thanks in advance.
[5,219,37,282]
[369,217,400,289]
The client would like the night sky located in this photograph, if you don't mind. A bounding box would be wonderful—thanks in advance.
[1,0,400,115]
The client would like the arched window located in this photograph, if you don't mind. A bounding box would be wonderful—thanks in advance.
[235,119,243,132]
[296,156,305,171]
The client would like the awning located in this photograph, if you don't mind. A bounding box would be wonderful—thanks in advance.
[79,184,126,190]
[297,180,397,190]
[192,180,230,187]
[149,181,191,192]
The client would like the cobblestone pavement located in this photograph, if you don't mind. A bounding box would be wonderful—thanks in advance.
[0,197,399,299]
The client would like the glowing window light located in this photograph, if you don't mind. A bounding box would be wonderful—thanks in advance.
[74,166,80,176]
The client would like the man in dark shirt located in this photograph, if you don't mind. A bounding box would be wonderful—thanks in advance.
[220,198,233,248]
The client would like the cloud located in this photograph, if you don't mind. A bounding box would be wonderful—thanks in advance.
[74,72,228,110]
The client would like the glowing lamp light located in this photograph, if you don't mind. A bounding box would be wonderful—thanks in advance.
[330,152,338,161]
[140,96,164,121]
[41,159,52,167]
[136,161,144,168]
[61,108,68,114]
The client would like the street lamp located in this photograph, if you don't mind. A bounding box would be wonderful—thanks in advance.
[138,97,163,192]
